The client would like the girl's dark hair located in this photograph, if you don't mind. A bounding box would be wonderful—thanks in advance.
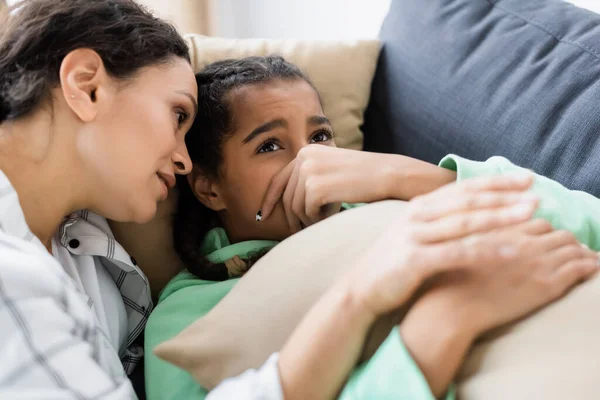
[0,0,190,123]
[173,55,317,281]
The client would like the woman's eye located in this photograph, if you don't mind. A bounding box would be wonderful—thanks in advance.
[310,129,333,143]
[176,110,189,127]
[257,141,282,154]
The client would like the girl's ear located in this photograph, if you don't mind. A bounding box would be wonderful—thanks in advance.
[187,167,227,212]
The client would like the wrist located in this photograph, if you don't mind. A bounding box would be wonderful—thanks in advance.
[333,275,379,329]
[381,155,457,200]
[400,294,477,396]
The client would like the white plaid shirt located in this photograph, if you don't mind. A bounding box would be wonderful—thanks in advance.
[0,170,151,399]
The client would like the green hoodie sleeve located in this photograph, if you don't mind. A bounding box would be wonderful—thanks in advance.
[340,329,454,400]
[439,155,600,251]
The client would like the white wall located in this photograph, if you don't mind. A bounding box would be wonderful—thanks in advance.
[213,0,392,40]
[567,0,600,13]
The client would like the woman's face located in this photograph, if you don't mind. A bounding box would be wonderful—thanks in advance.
[80,57,197,223]
[212,79,336,242]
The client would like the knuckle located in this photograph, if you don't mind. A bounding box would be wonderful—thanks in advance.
[446,244,468,264]
[557,230,576,244]
[563,245,583,259]
[458,217,472,233]
[548,278,567,298]
[306,180,326,206]
[299,159,315,176]
[535,219,553,232]
[463,196,477,210]
[298,145,315,160]
[528,257,544,270]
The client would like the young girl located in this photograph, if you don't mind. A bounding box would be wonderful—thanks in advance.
[173,55,359,281]
[144,55,599,400]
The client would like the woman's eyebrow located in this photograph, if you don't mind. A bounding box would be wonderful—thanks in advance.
[308,116,331,126]
[176,90,198,118]
[243,119,287,144]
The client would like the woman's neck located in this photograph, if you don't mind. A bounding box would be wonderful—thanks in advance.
[0,117,85,251]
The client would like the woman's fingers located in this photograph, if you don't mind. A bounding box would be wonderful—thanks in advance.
[516,218,553,235]
[542,244,596,271]
[414,173,534,206]
[460,173,534,193]
[550,258,599,296]
[410,192,538,222]
[412,201,537,243]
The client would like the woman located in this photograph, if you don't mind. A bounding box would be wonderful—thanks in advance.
[0,1,595,400]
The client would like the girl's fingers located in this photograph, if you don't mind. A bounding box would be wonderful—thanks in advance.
[282,164,303,234]
[260,160,296,220]
[291,166,311,228]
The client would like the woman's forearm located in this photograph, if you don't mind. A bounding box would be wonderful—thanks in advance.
[278,281,375,400]
[381,154,457,200]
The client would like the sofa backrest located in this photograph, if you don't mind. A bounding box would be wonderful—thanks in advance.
[363,0,600,196]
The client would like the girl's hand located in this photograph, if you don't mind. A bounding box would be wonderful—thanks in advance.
[260,146,408,233]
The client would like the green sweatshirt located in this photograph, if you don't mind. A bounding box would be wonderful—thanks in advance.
[145,155,600,400]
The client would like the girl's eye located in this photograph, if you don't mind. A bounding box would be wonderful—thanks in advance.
[310,129,334,143]
[257,140,282,154]
[176,110,189,127]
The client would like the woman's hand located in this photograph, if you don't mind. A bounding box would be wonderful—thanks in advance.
[412,222,599,337]
[343,172,544,319]
[259,145,457,234]
[399,221,599,397]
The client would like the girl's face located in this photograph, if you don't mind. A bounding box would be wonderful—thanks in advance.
[79,57,198,223]
[207,79,336,242]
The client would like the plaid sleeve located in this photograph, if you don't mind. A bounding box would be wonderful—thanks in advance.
[0,232,136,399]
[207,354,284,400]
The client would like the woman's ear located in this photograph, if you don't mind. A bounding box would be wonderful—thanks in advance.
[187,167,227,212]
[59,48,111,122]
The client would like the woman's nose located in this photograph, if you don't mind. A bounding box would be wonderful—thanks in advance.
[172,143,192,175]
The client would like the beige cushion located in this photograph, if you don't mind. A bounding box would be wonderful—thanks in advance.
[110,36,381,295]
[457,275,600,399]
[155,199,600,398]
[185,34,381,150]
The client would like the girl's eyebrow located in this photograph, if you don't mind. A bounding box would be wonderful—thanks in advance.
[308,116,331,126]
[243,119,286,144]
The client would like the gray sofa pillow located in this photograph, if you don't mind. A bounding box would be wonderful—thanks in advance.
[363,0,600,196]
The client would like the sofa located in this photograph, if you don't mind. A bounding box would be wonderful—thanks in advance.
[129,0,600,398]
[364,0,600,197]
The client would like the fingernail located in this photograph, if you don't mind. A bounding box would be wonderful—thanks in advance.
[255,210,262,222]
[519,193,538,203]
[514,173,533,184]
[509,203,534,217]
